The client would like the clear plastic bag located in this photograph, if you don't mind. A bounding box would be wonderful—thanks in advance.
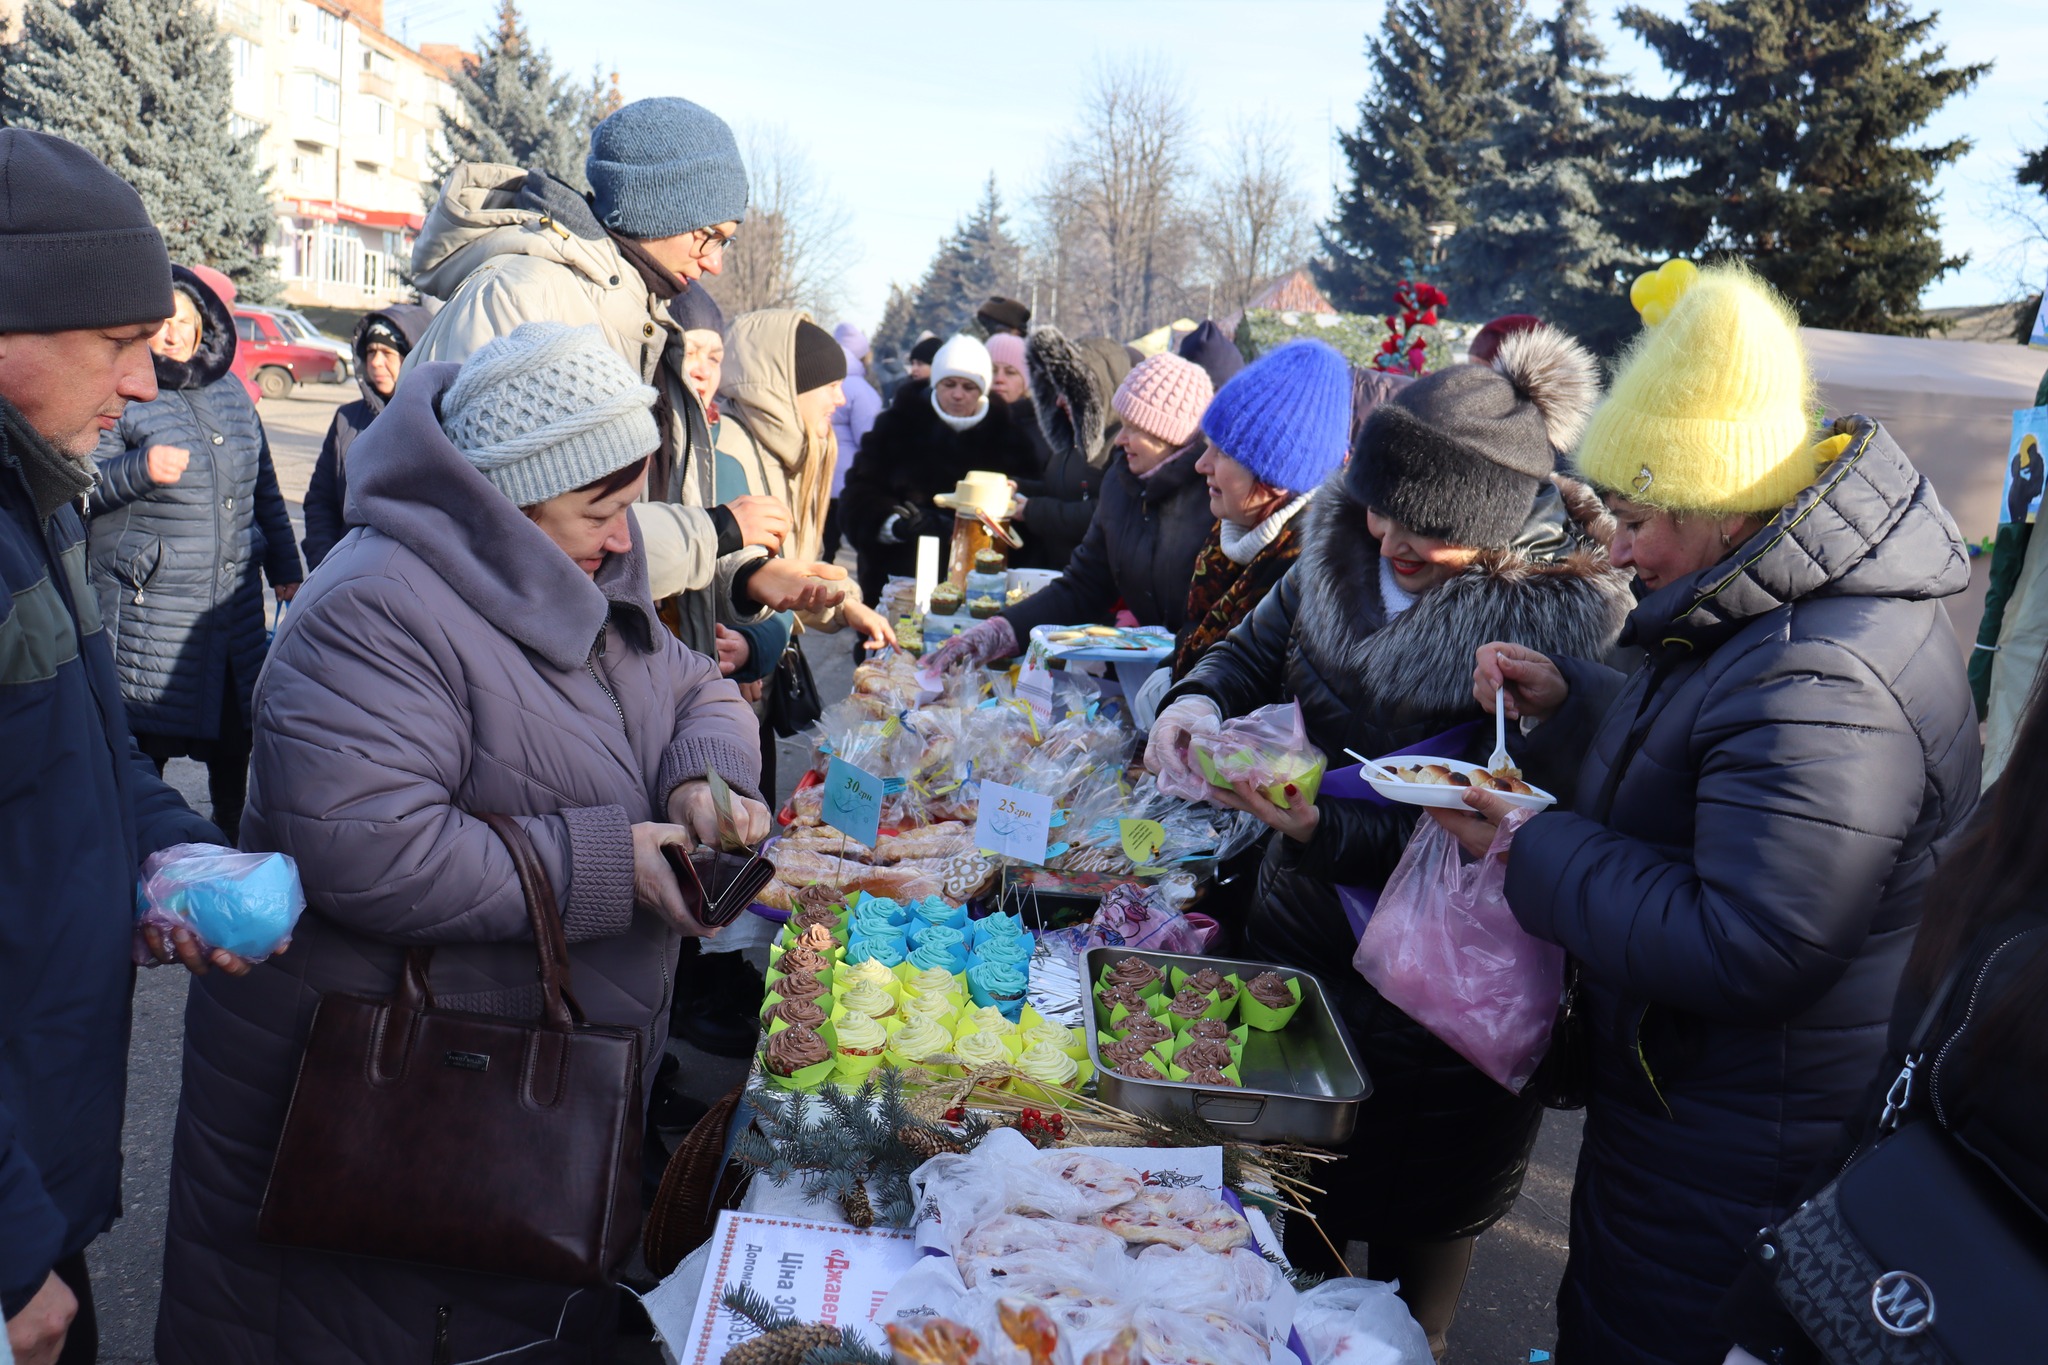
[1292,1278,1433,1365]
[1351,809,1564,1093]
[132,843,304,963]
[1188,701,1327,808]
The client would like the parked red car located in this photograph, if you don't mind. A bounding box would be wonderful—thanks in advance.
[231,307,339,401]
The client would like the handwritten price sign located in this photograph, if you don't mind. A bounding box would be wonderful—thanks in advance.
[821,757,884,846]
[973,780,1054,863]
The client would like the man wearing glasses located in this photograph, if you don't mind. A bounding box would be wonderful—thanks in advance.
[409,96,847,656]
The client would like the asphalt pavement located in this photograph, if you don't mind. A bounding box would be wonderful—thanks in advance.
[90,383,1576,1362]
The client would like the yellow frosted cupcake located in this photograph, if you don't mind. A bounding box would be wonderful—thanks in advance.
[964,1005,1017,1038]
[1021,1020,1081,1055]
[888,1014,952,1064]
[910,965,959,998]
[835,1010,890,1058]
[953,1028,1012,1069]
[841,980,898,1020]
[1017,1041,1080,1088]
[842,958,899,993]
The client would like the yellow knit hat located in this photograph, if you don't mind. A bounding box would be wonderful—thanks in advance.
[1574,264,1820,514]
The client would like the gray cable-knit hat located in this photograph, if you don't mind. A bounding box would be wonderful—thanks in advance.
[440,322,660,507]
[587,97,749,240]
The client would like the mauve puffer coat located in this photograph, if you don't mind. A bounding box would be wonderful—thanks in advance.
[155,361,761,1364]
[1506,418,1980,1364]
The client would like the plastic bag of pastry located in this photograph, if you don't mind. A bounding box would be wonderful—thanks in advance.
[1292,1278,1433,1365]
[1125,1246,1296,1344]
[1128,1307,1275,1365]
[910,1130,1104,1257]
[1187,700,1327,811]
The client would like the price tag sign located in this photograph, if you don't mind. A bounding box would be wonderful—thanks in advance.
[821,756,884,847]
[1017,661,1055,719]
[974,780,1054,864]
[1118,817,1166,868]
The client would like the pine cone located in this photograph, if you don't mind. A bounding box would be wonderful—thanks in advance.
[725,1323,843,1365]
[897,1124,966,1160]
[840,1179,875,1228]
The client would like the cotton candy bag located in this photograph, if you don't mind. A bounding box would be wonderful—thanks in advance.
[133,843,304,963]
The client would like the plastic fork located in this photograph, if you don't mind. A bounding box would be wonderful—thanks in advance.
[1488,684,1511,773]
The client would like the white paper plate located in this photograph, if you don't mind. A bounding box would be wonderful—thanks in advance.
[1359,754,1557,813]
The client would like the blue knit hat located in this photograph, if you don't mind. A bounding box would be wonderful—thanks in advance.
[1199,340,1351,492]
[587,97,749,240]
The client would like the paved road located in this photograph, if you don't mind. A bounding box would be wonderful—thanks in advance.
[91,386,1575,1361]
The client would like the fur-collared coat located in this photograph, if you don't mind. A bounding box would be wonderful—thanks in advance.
[1168,473,1632,1243]
[1014,328,1131,570]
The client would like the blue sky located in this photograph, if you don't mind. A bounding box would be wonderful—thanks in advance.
[390,0,2046,332]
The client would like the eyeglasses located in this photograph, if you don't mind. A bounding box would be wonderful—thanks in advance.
[693,226,737,259]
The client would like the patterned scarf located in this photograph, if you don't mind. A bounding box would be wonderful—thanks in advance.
[1170,519,1304,679]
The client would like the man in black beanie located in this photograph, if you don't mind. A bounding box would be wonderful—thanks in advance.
[0,129,232,1365]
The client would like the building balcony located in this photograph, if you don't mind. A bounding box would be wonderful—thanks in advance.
[358,69,394,100]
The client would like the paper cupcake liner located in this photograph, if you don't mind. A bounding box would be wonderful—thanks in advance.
[761,1021,839,1091]
[1165,1060,1245,1087]
[1236,976,1304,1032]
[1106,996,1169,1033]
[1163,987,1239,1031]
[1010,1055,1094,1102]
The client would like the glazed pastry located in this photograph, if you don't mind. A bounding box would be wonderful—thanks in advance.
[1108,957,1160,990]
[1099,1188,1252,1251]
[1035,1151,1142,1211]
[1183,1065,1239,1087]
[1016,1041,1080,1089]
[778,945,830,977]
[1167,988,1212,1020]
[764,1023,830,1075]
[952,1028,1011,1069]
[871,828,974,865]
[835,1011,889,1057]
[1174,1039,1235,1071]
[762,996,826,1029]
[888,1014,953,1062]
[840,980,897,1019]
[1246,971,1295,1009]
[1186,1018,1233,1042]
[771,972,827,1004]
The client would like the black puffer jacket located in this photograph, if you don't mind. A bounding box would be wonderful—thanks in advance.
[300,303,433,569]
[839,388,1035,600]
[1002,443,1213,640]
[1014,328,1130,570]
[87,266,302,739]
[1505,417,1980,1365]
[1169,472,1632,1243]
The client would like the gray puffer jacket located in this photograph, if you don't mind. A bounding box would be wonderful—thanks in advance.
[156,362,761,1364]
[87,264,301,736]
[1506,417,1981,1365]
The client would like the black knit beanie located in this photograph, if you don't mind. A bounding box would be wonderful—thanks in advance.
[0,130,172,332]
[1349,326,1601,549]
[361,317,410,357]
[908,336,942,366]
[668,283,726,338]
[792,318,845,395]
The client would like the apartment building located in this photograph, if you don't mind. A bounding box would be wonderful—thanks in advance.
[214,0,462,309]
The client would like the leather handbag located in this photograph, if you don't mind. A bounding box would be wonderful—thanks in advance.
[1761,927,2048,1361]
[765,633,823,738]
[257,812,644,1286]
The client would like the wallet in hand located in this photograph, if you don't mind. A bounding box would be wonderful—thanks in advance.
[664,841,777,928]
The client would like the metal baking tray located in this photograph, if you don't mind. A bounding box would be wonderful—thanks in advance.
[1082,947,1370,1145]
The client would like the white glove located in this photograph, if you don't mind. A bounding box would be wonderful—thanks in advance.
[1145,695,1222,800]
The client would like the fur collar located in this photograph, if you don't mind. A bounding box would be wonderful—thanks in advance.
[152,265,237,392]
[1292,472,1634,721]
[1026,326,1124,469]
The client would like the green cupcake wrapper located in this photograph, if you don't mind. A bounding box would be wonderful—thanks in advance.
[1010,1055,1094,1101]
[1171,1031,1247,1069]
[1106,996,1170,1033]
[762,1021,839,1091]
[1166,1060,1245,1087]
[1236,977,1304,1031]
[1097,963,1166,1000]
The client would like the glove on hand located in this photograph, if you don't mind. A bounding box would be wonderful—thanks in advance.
[928,615,1018,673]
[1145,695,1223,802]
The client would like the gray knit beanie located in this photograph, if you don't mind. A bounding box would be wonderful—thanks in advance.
[587,97,749,240]
[440,322,660,507]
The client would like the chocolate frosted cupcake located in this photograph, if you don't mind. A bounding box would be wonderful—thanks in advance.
[1246,971,1296,1009]
[1109,957,1161,991]
[764,1024,830,1076]
[1184,1066,1239,1087]
[1187,1018,1233,1042]
[763,997,827,1030]
[796,923,838,954]
[1115,1057,1164,1080]
[772,971,827,1004]
[779,945,830,977]
[1101,1037,1158,1068]
[1167,988,1212,1022]
[1175,1039,1235,1071]
[1183,968,1226,996]
[1122,1018,1172,1051]
[1098,981,1150,1014]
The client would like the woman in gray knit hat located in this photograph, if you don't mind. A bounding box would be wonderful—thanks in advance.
[157,322,767,1363]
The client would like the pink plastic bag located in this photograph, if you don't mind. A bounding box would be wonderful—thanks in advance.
[1352,809,1563,1093]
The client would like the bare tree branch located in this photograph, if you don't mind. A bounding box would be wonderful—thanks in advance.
[701,124,858,318]
[1201,111,1315,320]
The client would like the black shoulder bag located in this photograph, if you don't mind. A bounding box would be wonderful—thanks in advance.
[1761,926,2048,1361]
[765,624,823,738]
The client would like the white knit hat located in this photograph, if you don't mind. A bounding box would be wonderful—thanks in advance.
[930,333,992,394]
[440,322,661,508]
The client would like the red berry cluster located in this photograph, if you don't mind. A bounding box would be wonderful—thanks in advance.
[1378,279,1448,376]
[1016,1107,1067,1147]
[942,1106,967,1124]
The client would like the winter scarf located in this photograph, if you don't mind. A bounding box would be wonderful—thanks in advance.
[6,399,90,520]
[1219,489,1314,564]
[1172,511,1307,680]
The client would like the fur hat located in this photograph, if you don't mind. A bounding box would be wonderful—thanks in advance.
[1027,327,1134,469]
[976,295,1030,335]
[1349,326,1600,549]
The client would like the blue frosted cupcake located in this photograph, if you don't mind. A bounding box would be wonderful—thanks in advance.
[967,959,1029,1018]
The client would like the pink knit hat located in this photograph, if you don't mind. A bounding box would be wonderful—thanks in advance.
[1112,352,1213,446]
[985,332,1027,374]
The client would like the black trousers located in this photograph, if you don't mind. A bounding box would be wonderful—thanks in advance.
[136,667,250,843]
[52,1251,97,1365]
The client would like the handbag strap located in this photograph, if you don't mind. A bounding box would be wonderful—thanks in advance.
[396,812,584,1032]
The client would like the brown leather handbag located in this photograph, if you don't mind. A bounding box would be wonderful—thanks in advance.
[257,812,644,1286]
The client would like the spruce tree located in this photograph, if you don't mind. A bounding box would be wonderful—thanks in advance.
[1616,0,1985,336]
[1447,0,1642,351]
[2,0,278,299]
[1319,0,1538,312]
[874,177,1022,363]
[431,0,609,195]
